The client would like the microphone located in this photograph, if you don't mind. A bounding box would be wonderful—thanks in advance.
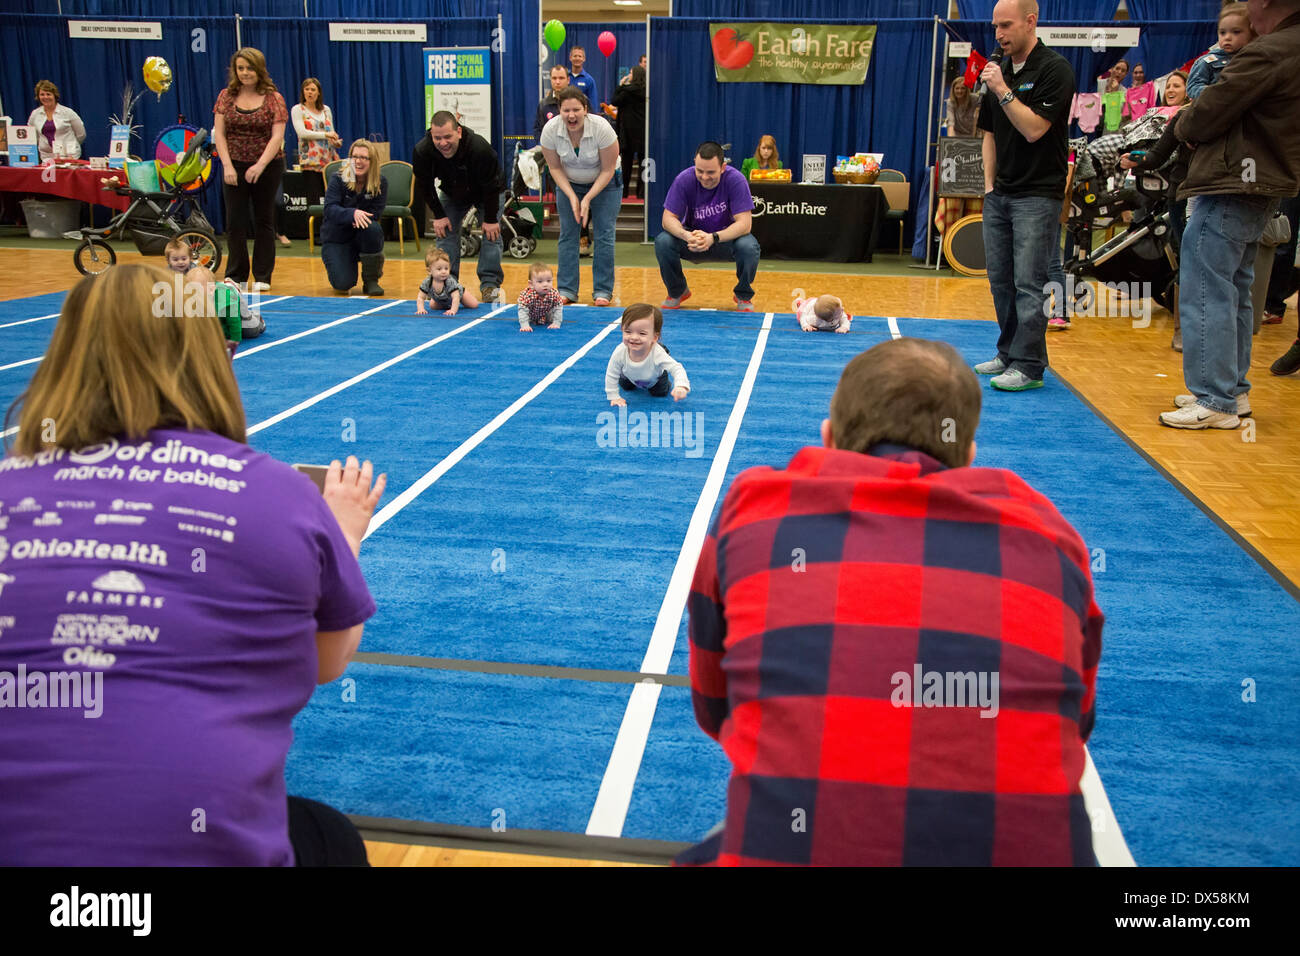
[974,47,1005,98]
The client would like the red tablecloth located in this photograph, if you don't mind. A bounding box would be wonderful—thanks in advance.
[0,164,129,211]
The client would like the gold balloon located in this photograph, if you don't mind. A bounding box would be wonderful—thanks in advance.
[143,56,173,96]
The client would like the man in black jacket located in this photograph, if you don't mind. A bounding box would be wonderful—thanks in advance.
[412,111,505,301]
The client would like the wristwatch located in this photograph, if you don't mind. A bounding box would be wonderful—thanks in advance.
[1000,90,1015,106]
[712,232,721,246]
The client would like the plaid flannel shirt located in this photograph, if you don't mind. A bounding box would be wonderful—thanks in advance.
[678,445,1104,866]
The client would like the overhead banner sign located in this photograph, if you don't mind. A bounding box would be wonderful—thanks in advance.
[423,47,492,144]
[709,23,876,85]
[1042,26,1141,48]
[69,20,163,40]
[329,22,427,43]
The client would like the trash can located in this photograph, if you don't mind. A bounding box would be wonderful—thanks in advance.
[20,199,82,239]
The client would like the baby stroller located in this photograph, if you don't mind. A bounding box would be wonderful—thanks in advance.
[458,144,540,260]
[1064,112,1182,310]
[68,128,222,276]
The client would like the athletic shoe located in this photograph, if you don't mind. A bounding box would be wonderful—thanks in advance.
[1271,339,1300,375]
[480,285,501,303]
[593,296,611,307]
[662,290,692,309]
[250,281,271,292]
[1262,310,1284,325]
[1047,316,1071,330]
[733,295,755,312]
[1175,393,1251,417]
[974,357,1007,375]
[1171,328,1183,352]
[990,369,1044,391]
[1159,404,1240,429]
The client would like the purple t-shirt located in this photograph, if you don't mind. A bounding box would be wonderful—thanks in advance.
[0,427,374,865]
[663,164,754,234]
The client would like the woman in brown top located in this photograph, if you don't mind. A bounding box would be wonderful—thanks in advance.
[213,47,289,291]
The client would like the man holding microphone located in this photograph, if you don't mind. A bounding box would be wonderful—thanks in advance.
[973,0,1075,391]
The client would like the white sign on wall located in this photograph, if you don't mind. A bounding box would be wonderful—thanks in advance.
[69,21,163,40]
[329,22,428,43]
[1042,26,1141,48]
[949,42,972,58]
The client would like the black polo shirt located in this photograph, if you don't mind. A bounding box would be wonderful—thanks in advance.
[978,39,1074,198]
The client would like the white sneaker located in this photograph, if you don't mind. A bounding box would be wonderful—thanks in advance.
[1159,403,1240,429]
[974,357,1007,375]
[1174,393,1251,417]
[250,281,272,293]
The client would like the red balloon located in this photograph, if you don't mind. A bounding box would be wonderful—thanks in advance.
[598,31,616,57]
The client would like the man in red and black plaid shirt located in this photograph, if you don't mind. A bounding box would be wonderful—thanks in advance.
[679,338,1104,866]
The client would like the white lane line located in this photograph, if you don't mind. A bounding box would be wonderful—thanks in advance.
[586,312,775,838]
[234,298,406,359]
[363,319,623,541]
[0,356,43,372]
[246,305,510,436]
[0,312,60,330]
[887,316,902,339]
[1,298,298,371]
[1082,747,1136,866]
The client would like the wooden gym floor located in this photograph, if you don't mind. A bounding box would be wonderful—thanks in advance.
[3,245,1297,867]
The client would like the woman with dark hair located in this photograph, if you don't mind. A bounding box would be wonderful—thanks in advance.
[292,76,342,170]
[612,65,646,198]
[321,139,389,296]
[0,264,385,866]
[540,87,621,306]
[212,47,289,292]
[27,80,86,162]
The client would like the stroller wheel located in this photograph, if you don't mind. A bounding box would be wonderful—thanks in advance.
[460,229,482,257]
[507,235,536,259]
[73,237,116,276]
[175,229,222,274]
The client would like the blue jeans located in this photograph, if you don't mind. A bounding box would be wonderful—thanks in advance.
[436,191,505,291]
[655,231,761,300]
[981,191,1060,379]
[557,170,621,301]
[320,224,384,291]
[1179,193,1278,413]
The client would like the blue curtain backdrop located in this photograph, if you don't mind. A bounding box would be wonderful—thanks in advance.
[1,1,541,141]
[675,1,949,17]
[0,14,239,231]
[944,19,1217,92]
[240,16,499,174]
[546,24,648,112]
[1126,0,1223,19]
[647,17,937,243]
[955,1,1120,17]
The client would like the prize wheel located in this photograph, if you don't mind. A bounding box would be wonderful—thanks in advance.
[154,124,212,192]
[943,214,987,278]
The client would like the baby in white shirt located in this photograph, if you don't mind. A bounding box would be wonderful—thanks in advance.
[605,304,690,405]
[795,294,852,333]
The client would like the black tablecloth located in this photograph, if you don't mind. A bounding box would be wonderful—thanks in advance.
[280,169,326,239]
[749,182,887,262]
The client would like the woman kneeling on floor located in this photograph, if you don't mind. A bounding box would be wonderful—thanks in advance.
[321,139,388,295]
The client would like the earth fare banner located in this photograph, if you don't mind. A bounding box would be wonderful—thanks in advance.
[709,23,877,84]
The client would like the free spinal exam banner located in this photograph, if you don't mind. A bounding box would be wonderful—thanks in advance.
[709,23,876,85]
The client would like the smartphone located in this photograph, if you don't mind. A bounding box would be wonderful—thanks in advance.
[292,463,330,494]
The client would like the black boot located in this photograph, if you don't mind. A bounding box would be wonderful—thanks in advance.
[359,253,385,297]
[1272,339,1300,376]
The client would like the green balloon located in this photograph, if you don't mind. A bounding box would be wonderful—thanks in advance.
[544,19,566,51]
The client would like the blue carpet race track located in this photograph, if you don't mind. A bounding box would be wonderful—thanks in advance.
[2,292,1296,866]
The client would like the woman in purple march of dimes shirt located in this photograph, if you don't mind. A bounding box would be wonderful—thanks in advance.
[0,264,385,866]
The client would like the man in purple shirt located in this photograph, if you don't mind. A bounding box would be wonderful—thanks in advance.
[655,141,761,311]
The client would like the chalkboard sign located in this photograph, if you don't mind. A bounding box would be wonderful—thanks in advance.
[937,136,985,198]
